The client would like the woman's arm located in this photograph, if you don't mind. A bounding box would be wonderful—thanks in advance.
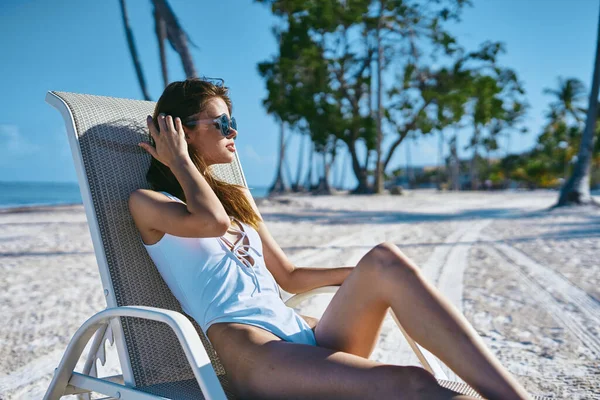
[243,189,354,293]
[284,265,354,294]
[130,115,230,239]
[258,218,354,293]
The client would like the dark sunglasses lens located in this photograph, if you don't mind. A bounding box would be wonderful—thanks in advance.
[231,117,237,131]
[216,115,227,136]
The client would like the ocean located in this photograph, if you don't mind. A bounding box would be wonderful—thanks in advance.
[0,181,83,209]
[0,181,270,209]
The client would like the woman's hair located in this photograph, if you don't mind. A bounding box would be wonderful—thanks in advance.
[146,78,261,230]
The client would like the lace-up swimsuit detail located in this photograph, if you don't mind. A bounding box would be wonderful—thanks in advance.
[218,216,263,294]
[142,191,317,346]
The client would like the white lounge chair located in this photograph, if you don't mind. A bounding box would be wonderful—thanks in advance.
[43,91,545,399]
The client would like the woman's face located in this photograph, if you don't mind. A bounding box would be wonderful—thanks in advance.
[184,97,237,166]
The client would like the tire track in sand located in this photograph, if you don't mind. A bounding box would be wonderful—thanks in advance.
[290,218,492,382]
[285,217,494,383]
[410,220,492,382]
[484,237,600,357]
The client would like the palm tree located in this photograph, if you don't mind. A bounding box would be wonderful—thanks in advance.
[120,0,198,102]
[557,6,600,206]
[151,0,197,79]
[119,0,151,100]
[153,5,169,87]
[374,0,385,194]
[267,31,291,195]
[543,77,587,125]
[468,75,505,190]
[269,119,290,194]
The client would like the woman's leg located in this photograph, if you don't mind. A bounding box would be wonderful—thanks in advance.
[315,242,532,400]
[207,322,475,400]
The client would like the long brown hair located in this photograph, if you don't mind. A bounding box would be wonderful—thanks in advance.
[146,78,261,230]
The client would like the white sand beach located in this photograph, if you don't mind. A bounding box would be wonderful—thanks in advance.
[1,190,599,399]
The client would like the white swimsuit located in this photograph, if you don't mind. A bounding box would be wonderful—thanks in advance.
[142,192,317,346]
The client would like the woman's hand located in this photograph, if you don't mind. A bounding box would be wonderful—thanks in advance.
[139,114,190,168]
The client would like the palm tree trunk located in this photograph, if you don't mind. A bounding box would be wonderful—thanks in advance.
[294,134,306,191]
[316,151,333,194]
[336,149,347,189]
[154,7,169,87]
[437,130,444,190]
[470,152,478,190]
[284,155,294,190]
[349,141,369,193]
[406,138,413,189]
[152,0,197,78]
[470,127,480,190]
[119,0,151,100]
[305,141,315,190]
[374,0,384,194]
[325,146,337,192]
[269,120,289,194]
[450,135,460,190]
[557,6,600,206]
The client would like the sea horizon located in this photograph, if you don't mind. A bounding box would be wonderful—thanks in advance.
[0,181,271,210]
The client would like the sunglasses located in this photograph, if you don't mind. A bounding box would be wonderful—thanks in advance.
[184,114,238,139]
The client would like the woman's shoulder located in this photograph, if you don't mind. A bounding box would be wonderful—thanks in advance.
[129,189,184,205]
[157,190,185,203]
[128,189,186,233]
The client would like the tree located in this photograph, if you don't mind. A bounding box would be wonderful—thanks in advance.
[557,6,600,206]
[265,30,291,195]
[456,42,527,190]
[120,0,198,101]
[154,4,169,87]
[151,0,197,79]
[258,0,473,193]
[269,119,290,194]
[522,78,586,189]
[543,77,587,125]
[120,0,151,100]
[448,135,460,190]
[373,0,384,193]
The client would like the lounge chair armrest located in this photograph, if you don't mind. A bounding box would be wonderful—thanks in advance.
[105,306,226,399]
[284,286,340,308]
[44,306,227,400]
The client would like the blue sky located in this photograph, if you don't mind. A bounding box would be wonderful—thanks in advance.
[0,0,597,188]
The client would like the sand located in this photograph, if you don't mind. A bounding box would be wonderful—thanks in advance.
[0,190,598,399]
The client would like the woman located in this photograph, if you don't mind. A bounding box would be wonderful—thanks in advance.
[129,78,532,400]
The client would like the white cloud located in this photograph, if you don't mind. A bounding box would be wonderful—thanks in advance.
[0,125,40,156]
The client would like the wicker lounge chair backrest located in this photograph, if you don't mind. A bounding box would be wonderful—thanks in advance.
[48,91,245,388]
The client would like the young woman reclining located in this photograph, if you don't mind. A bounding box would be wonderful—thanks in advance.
[129,78,532,400]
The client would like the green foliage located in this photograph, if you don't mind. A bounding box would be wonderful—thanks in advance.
[257,0,526,192]
[492,76,600,190]
[543,77,587,125]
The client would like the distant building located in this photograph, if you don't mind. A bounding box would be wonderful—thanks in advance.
[385,165,439,189]
[385,157,504,191]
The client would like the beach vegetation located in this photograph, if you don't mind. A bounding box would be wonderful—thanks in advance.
[257,0,528,194]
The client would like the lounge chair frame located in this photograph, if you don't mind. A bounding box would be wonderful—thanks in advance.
[43,91,541,400]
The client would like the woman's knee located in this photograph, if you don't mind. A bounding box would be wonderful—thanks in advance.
[358,242,421,280]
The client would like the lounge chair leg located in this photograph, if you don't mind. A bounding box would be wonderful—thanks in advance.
[75,323,109,400]
[389,310,450,380]
[44,319,108,400]
[45,306,227,400]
